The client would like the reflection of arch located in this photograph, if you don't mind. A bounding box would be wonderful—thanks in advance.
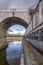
[1,17,28,34]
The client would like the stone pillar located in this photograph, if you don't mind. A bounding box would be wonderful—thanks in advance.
[32,17,33,31]
[33,14,35,29]
[0,35,6,44]
[38,30,42,41]
[0,25,6,44]
[39,2,42,24]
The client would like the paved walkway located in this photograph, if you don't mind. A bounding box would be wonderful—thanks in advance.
[23,39,43,65]
[20,54,24,65]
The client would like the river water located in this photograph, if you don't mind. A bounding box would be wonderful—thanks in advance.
[6,41,22,65]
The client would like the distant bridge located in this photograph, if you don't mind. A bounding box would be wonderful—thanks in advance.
[6,35,23,42]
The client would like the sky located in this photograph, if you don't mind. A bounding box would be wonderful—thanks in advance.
[7,24,26,35]
[0,0,39,9]
[6,41,22,53]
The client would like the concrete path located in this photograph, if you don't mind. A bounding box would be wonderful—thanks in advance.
[20,54,24,65]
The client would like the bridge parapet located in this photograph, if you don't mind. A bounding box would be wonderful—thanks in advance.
[0,9,30,24]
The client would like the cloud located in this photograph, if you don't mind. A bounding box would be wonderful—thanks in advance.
[0,0,39,8]
[7,30,26,35]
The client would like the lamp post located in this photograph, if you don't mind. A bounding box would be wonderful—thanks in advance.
[12,12,14,17]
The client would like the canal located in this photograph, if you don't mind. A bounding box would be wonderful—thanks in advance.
[0,24,25,65]
[6,41,22,65]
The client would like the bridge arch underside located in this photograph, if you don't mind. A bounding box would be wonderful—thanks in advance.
[0,17,28,43]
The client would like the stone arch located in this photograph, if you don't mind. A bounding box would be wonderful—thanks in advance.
[0,17,28,43]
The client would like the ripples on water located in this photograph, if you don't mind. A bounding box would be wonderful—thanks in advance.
[6,41,22,65]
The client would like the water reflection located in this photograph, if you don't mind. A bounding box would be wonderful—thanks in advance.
[6,41,22,65]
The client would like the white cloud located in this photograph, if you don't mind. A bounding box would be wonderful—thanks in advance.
[9,41,22,47]
[7,30,26,35]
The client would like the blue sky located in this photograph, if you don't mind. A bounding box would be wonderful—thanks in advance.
[7,24,26,35]
[8,24,26,31]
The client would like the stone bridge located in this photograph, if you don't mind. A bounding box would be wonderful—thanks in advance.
[0,0,43,50]
[0,0,43,65]
[0,9,31,44]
